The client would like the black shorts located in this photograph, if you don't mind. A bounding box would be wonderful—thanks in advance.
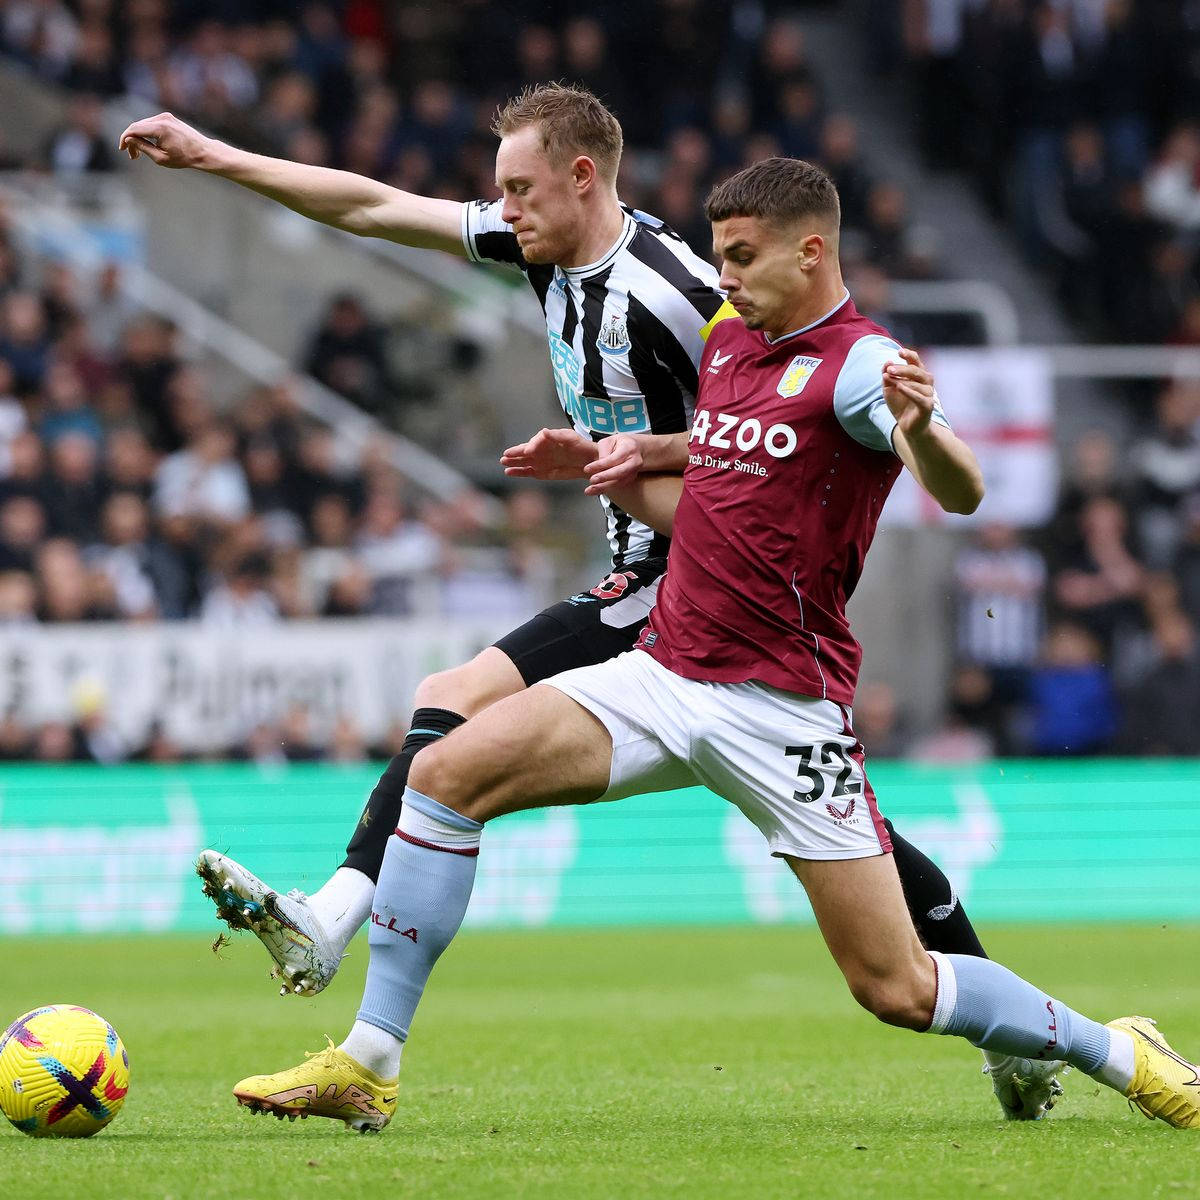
[493,558,668,686]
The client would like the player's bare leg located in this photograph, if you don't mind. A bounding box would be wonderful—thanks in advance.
[786,853,1198,1129]
[232,681,616,1125]
[199,647,526,995]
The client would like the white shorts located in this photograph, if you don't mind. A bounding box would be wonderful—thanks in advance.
[544,650,891,861]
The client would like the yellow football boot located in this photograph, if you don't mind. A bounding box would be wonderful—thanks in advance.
[233,1041,397,1133]
[1107,1016,1200,1130]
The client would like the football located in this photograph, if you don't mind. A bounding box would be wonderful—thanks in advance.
[0,1005,130,1138]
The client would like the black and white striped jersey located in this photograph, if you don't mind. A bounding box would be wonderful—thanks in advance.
[462,199,733,568]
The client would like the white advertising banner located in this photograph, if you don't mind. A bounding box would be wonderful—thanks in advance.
[881,347,1058,527]
[0,617,513,751]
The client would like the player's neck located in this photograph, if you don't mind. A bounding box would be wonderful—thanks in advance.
[765,277,849,341]
[560,199,626,270]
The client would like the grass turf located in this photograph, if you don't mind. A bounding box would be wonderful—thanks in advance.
[1,925,1197,1200]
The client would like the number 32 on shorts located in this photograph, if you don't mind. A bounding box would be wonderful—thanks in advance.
[784,742,863,803]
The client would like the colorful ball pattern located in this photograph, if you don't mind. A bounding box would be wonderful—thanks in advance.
[0,1005,130,1137]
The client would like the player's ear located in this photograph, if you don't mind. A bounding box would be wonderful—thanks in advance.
[797,232,824,272]
[572,154,599,193]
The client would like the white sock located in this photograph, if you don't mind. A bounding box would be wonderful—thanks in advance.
[1091,1028,1136,1093]
[308,867,375,955]
[340,1019,403,1080]
[982,1049,1009,1070]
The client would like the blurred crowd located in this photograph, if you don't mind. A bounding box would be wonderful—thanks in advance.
[0,214,566,619]
[894,0,1200,344]
[2,0,948,326]
[861,380,1200,760]
[2,1,1198,762]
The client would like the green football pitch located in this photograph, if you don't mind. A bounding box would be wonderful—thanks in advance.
[2,925,1198,1200]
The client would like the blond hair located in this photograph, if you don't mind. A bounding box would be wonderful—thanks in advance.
[492,82,623,183]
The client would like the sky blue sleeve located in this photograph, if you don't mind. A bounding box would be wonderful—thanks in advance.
[833,334,952,453]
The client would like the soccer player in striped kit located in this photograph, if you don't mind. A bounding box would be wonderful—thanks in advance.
[226,157,1197,1135]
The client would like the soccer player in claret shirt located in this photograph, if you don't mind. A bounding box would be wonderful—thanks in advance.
[226,157,1200,1133]
[119,87,1062,1120]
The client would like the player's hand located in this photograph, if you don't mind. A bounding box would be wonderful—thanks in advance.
[500,427,598,480]
[583,434,644,495]
[118,113,212,168]
[882,347,936,437]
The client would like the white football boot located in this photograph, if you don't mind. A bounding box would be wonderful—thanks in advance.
[196,850,341,996]
[984,1055,1069,1120]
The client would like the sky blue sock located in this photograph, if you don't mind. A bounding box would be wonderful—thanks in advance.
[929,952,1109,1073]
[357,787,483,1041]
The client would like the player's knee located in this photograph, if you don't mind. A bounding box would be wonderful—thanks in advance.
[406,740,471,814]
[847,971,933,1031]
[414,652,519,717]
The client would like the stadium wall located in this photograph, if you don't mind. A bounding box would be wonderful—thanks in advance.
[1,760,1196,934]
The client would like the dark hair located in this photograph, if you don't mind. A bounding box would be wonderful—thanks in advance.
[492,82,623,183]
[705,157,840,229]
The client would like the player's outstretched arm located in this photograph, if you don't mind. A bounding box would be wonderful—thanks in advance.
[118,112,464,254]
[884,349,984,515]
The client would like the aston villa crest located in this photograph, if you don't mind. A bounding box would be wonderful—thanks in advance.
[777,355,823,397]
[597,311,630,357]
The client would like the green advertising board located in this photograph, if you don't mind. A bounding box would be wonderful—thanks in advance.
[0,760,1197,934]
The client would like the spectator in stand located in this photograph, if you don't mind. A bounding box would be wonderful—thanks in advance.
[1143,123,1200,232]
[0,359,28,471]
[0,292,51,395]
[38,361,103,447]
[1128,381,1200,570]
[305,293,392,420]
[299,491,358,615]
[154,419,250,528]
[243,434,304,548]
[254,70,319,155]
[820,113,872,231]
[117,316,181,448]
[0,431,47,504]
[199,551,279,626]
[166,20,258,125]
[287,424,363,527]
[847,264,917,348]
[328,714,368,764]
[1044,428,1124,567]
[322,558,373,617]
[862,180,939,279]
[1052,495,1145,653]
[1119,610,1200,755]
[102,425,158,501]
[85,491,189,620]
[0,494,45,572]
[354,485,441,616]
[954,522,1046,715]
[62,20,122,96]
[1,0,78,82]
[36,536,111,621]
[910,665,999,764]
[853,679,910,759]
[1026,621,1119,755]
[280,704,322,763]
[0,712,30,758]
[85,263,139,356]
[0,568,36,623]
[122,20,173,109]
[562,16,629,128]
[43,92,114,175]
[43,432,104,543]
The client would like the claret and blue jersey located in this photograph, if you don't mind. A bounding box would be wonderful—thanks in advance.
[641,291,952,705]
